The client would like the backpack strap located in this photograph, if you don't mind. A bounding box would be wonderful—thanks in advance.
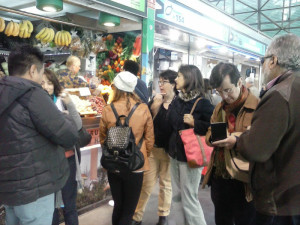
[125,103,140,126]
[110,103,124,126]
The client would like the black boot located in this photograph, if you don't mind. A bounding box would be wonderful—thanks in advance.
[156,216,168,225]
[130,220,142,225]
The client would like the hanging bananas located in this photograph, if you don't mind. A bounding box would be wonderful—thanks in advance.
[0,18,5,32]
[5,21,20,37]
[54,30,72,47]
[35,27,55,43]
[19,20,34,38]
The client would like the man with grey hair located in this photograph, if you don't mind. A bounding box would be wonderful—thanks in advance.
[212,33,300,224]
[245,76,260,98]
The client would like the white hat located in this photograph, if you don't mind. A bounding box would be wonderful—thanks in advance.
[113,71,137,92]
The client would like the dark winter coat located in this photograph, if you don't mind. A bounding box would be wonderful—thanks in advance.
[167,96,214,162]
[237,70,300,215]
[0,76,78,206]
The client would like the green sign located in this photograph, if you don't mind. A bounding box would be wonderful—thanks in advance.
[96,0,146,16]
[229,30,266,55]
[110,0,145,12]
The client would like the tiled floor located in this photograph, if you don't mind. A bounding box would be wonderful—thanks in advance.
[70,184,215,225]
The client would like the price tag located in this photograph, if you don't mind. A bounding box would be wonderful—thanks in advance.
[79,87,91,96]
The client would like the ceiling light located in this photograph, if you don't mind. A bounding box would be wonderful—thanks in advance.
[36,0,63,12]
[98,12,120,27]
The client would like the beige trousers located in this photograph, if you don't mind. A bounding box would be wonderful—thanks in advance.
[133,147,172,221]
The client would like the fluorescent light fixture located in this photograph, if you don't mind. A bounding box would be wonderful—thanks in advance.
[36,0,63,12]
[98,12,120,27]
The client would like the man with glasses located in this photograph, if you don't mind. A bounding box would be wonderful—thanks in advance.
[202,62,259,225]
[57,55,86,88]
[212,34,300,224]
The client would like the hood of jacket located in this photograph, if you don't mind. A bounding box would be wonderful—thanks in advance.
[0,76,42,116]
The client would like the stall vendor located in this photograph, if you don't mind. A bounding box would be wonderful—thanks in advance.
[57,55,87,88]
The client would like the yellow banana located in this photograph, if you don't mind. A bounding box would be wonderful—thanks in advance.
[54,31,59,45]
[19,21,26,31]
[36,27,46,40]
[0,18,5,32]
[25,20,33,33]
[19,29,25,38]
[60,31,66,46]
[5,21,14,36]
[40,28,50,40]
[56,31,61,45]
[42,29,51,42]
[12,22,19,36]
[65,31,71,46]
[49,29,55,42]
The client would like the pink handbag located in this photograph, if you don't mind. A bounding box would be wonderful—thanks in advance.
[179,98,213,168]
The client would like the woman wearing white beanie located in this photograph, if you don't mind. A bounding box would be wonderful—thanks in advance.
[99,71,155,225]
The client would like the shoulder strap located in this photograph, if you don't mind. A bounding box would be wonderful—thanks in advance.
[125,103,140,125]
[110,103,119,121]
[189,97,202,115]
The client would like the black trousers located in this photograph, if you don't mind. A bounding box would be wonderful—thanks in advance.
[211,176,256,225]
[52,156,78,225]
[256,212,300,225]
[108,171,143,225]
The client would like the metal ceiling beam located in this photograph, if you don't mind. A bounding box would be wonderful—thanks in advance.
[244,11,256,22]
[261,26,300,31]
[261,12,290,33]
[258,0,261,31]
[260,0,271,10]
[249,19,300,25]
[236,0,257,11]
[233,5,300,15]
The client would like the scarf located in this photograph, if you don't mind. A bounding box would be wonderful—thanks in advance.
[222,85,248,133]
[51,94,57,103]
[178,90,201,102]
[214,85,248,179]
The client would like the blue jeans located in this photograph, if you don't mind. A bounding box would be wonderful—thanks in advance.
[4,193,55,225]
[52,155,78,225]
[256,212,300,225]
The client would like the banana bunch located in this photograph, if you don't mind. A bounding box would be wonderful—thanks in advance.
[5,21,20,37]
[0,18,5,32]
[19,20,33,38]
[54,30,72,46]
[35,27,55,43]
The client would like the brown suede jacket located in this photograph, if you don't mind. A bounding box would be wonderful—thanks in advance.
[237,70,300,216]
[202,92,259,188]
[99,98,154,171]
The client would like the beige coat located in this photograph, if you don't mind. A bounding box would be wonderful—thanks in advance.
[202,92,259,188]
[99,98,154,171]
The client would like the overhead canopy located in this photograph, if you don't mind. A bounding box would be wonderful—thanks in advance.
[203,0,300,38]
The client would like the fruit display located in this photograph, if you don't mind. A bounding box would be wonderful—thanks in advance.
[0,17,6,32]
[69,94,97,115]
[19,20,33,38]
[35,27,55,43]
[5,21,20,37]
[88,96,106,115]
[54,30,72,46]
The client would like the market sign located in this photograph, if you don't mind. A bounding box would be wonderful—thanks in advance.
[156,0,229,43]
[229,30,266,56]
[97,0,147,16]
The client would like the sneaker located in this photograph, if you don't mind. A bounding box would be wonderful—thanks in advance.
[156,216,168,225]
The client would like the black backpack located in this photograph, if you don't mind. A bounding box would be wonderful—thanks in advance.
[100,103,145,172]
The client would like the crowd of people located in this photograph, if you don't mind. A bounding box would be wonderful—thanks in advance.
[0,33,300,225]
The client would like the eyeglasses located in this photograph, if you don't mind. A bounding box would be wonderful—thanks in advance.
[158,80,170,86]
[260,55,273,65]
[215,88,234,96]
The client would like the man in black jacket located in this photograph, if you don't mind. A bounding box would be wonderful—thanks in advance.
[0,45,78,225]
[123,60,149,103]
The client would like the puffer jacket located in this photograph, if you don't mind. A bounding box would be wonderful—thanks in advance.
[99,98,154,171]
[0,76,78,206]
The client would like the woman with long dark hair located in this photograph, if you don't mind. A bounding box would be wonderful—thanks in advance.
[167,65,214,225]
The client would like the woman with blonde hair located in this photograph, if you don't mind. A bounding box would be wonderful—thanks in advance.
[99,71,154,225]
